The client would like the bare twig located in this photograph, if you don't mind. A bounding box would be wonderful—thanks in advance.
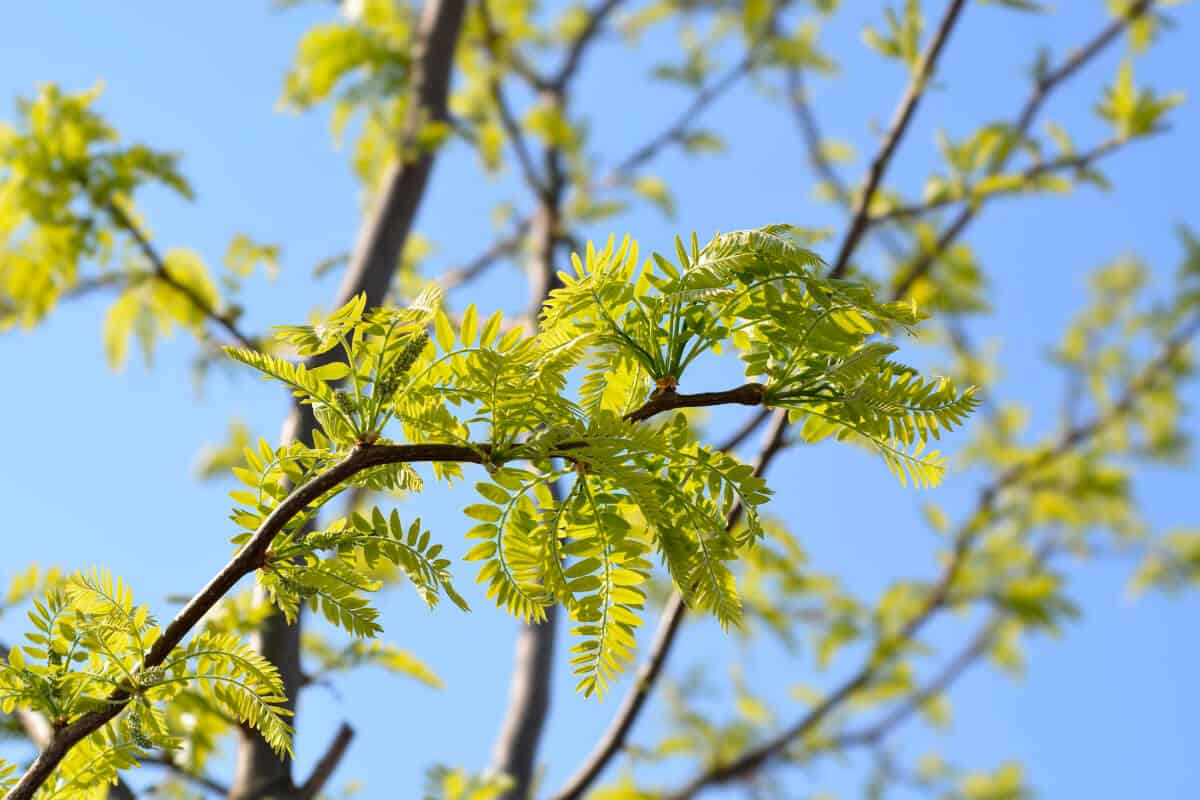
[479,0,546,195]
[606,55,757,187]
[553,0,626,91]
[438,219,530,291]
[787,67,850,204]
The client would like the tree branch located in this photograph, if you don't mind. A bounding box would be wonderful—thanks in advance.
[441,233,526,295]
[234,0,470,795]
[829,0,969,279]
[870,133,1154,224]
[605,55,756,187]
[142,754,231,797]
[890,0,1154,299]
[479,0,547,196]
[664,313,1198,798]
[297,722,354,800]
[104,200,257,351]
[552,0,625,91]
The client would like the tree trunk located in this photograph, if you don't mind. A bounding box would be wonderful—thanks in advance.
[228,1,468,796]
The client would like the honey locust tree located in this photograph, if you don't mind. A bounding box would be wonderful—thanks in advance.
[0,1,1198,799]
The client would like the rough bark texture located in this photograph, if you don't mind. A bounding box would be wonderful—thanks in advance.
[229,1,468,796]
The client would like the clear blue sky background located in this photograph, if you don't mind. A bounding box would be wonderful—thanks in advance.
[1,2,1198,798]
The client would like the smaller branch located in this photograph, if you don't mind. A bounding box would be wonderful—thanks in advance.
[787,67,850,204]
[829,0,969,279]
[438,219,530,291]
[717,408,774,453]
[870,135,1144,224]
[478,0,546,195]
[624,383,765,423]
[59,272,135,302]
[889,0,1155,300]
[605,55,756,187]
[787,66,911,262]
[104,201,257,350]
[142,754,230,797]
[298,722,355,800]
[552,0,625,91]
[846,618,1000,748]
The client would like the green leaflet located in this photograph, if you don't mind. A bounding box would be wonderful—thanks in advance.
[212,224,977,694]
[0,572,294,797]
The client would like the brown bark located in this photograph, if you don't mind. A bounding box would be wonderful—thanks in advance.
[229,1,468,797]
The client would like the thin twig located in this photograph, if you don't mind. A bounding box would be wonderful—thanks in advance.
[103,202,258,350]
[829,0,969,279]
[142,754,231,797]
[478,0,546,195]
[605,55,757,187]
[553,0,625,91]
[871,134,1150,224]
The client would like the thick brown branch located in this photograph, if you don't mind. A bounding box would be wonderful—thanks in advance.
[829,0,969,279]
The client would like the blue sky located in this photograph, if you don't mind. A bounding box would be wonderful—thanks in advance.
[1,2,1198,798]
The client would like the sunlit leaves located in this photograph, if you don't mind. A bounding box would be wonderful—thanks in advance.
[216,223,973,692]
[0,83,195,336]
[1132,530,1200,594]
[0,572,293,796]
[862,0,923,68]
[1096,60,1183,140]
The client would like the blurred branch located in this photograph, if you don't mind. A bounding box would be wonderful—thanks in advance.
[479,0,547,196]
[829,0,969,279]
[871,134,1154,224]
[891,0,1155,299]
[553,0,626,91]
[143,754,231,797]
[297,722,355,799]
[438,219,530,291]
[104,200,258,351]
[664,312,1199,798]
[605,55,756,187]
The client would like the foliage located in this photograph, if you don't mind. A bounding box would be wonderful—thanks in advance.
[1,0,1196,798]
